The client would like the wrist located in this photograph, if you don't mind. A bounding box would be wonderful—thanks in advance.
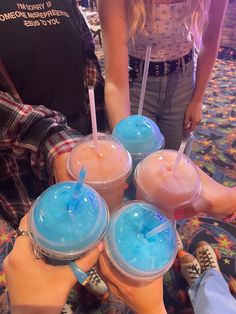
[215,187,236,219]
[190,97,203,105]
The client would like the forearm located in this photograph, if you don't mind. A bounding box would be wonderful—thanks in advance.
[44,128,81,183]
[198,168,236,219]
[192,0,228,103]
[212,186,236,219]
[0,92,81,182]
[192,43,219,103]
[98,0,129,129]
[105,81,130,130]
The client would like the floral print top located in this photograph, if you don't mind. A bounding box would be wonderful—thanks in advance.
[128,1,194,61]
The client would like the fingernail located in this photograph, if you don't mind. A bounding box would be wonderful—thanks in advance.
[102,292,109,300]
[98,242,104,252]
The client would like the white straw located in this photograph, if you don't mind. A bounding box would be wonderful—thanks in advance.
[88,86,100,155]
[172,141,187,173]
[145,220,172,239]
[138,45,152,115]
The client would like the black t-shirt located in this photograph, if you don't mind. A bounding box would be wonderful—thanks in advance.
[0,0,87,131]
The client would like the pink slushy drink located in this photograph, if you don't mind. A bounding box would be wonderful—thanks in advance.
[135,150,201,219]
[67,133,132,212]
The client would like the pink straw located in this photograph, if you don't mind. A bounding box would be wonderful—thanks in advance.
[88,86,100,156]
[138,45,152,115]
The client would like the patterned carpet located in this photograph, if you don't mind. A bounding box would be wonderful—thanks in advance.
[191,56,236,187]
[0,47,235,313]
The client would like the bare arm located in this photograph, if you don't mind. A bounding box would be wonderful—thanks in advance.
[184,0,229,131]
[97,0,130,130]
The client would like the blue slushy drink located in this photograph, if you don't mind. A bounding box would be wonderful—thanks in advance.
[112,115,164,199]
[28,182,109,260]
[105,201,177,281]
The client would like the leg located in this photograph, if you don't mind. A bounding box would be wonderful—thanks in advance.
[180,242,236,314]
[155,61,195,150]
[189,269,236,314]
[130,60,195,150]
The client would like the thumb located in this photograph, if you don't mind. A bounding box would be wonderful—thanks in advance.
[184,113,191,130]
[53,242,104,287]
[74,242,104,272]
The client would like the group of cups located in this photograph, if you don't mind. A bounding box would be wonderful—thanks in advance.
[28,114,201,282]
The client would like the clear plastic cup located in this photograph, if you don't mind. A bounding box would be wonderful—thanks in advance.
[112,115,165,199]
[105,201,177,282]
[134,149,201,219]
[67,133,132,212]
[28,181,109,260]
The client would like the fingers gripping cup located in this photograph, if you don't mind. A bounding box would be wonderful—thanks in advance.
[105,201,177,281]
[67,133,132,212]
[135,150,201,219]
[112,115,165,199]
[28,182,109,260]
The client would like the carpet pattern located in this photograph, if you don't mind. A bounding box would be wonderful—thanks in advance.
[191,56,236,187]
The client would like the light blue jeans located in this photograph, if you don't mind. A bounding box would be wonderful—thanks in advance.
[130,60,195,150]
[189,269,236,314]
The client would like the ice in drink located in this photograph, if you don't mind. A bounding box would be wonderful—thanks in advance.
[112,115,164,199]
[28,181,109,260]
[135,150,201,219]
[67,133,132,212]
[105,201,177,281]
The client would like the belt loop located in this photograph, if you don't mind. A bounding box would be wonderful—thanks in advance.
[181,56,186,73]
[159,75,168,110]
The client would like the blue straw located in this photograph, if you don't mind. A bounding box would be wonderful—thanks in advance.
[67,167,86,213]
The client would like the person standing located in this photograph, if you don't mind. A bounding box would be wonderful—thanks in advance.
[98,0,228,149]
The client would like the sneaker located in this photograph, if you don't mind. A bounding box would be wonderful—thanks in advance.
[180,252,201,286]
[176,230,184,251]
[61,303,73,314]
[196,241,220,273]
[85,266,108,298]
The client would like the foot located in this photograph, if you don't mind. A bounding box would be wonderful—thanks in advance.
[85,266,109,298]
[180,252,201,286]
[61,303,73,314]
[196,241,220,273]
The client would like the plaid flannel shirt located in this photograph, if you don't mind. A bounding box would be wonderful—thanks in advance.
[0,92,81,228]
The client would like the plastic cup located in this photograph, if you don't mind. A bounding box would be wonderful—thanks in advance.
[112,115,165,199]
[28,181,109,260]
[105,201,177,282]
[67,133,132,212]
[134,149,201,219]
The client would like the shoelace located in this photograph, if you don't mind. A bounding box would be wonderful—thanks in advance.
[60,304,73,314]
[88,267,102,285]
[198,248,215,270]
[187,264,201,280]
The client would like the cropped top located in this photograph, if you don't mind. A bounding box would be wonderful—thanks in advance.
[128,1,194,62]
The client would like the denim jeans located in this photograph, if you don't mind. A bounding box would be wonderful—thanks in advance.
[189,269,236,314]
[130,60,195,150]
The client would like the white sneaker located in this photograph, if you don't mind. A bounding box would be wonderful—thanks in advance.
[196,241,220,273]
[85,266,108,298]
[180,252,201,286]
